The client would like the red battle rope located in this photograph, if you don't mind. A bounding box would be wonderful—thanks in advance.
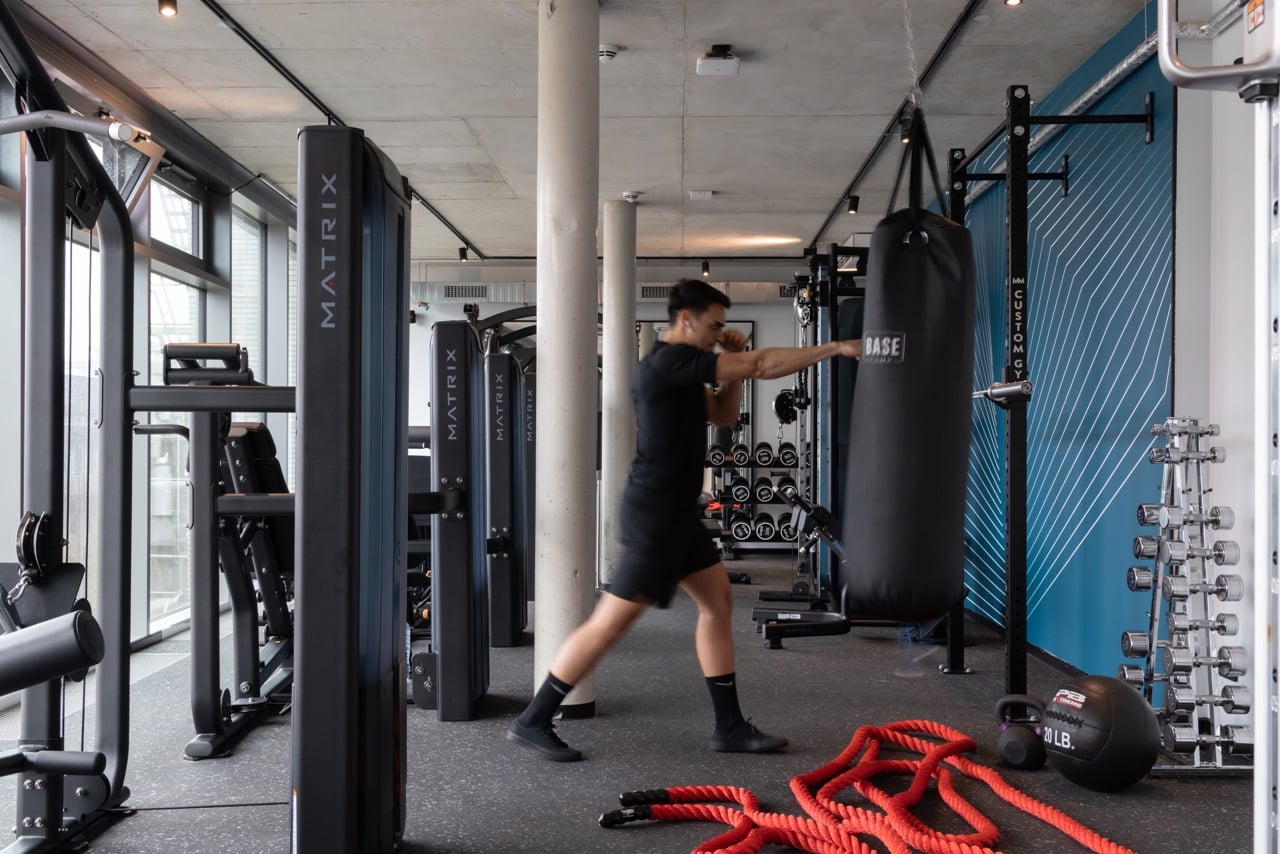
[598,719,1139,854]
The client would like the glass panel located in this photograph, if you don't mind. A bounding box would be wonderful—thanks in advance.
[148,273,202,628]
[231,208,264,421]
[150,179,199,256]
[65,233,100,612]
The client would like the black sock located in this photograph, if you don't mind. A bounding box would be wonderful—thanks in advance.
[517,673,574,728]
[705,672,745,732]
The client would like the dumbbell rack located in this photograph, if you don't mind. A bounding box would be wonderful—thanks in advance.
[1120,417,1251,774]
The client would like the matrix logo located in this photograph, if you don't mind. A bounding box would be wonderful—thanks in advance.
[317,172,338,329]
[492,371,506,443]
[525,388,535,443]
[444,348,459,441]
[862,332,905,364]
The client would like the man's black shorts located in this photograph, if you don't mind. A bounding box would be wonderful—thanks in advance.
[608,490,721,608]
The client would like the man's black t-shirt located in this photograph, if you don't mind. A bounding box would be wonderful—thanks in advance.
[626,341,719,505]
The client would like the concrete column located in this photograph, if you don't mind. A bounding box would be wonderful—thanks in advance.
[534,0,599,713]
[599,200,637,586]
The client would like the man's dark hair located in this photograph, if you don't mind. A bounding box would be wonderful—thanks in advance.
[667,278,731,323]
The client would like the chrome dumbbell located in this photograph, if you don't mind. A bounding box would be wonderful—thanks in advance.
[752,476,775,503]
[1168,611,1240,637]
[729,480,752,503]
[1137,504,1162,526]
[707,444,727,467]
[1159,539,1240,566]
[1120,631,1175,659]
[1168,684,1252,715]
[1117,664,1189,689]
[1163,723,1252,756]
[1162,574,1245,603]
[1162,645,1248,679]
[730,443,751,466]
[1157,505,1235,531]
[1133,536,1160,559]
[776,442,799,467]
[1148,446,1226,464]
[752,512,776,541]
[1126,566,1154,591]
[1151,419,1219,437]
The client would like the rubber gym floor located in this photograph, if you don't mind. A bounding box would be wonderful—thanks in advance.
[0,554,1249,853]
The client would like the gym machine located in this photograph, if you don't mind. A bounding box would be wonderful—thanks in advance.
[291,124,415,854]
[1157,3,1280,846]
[133,344,296,759]
[0,6,138,847]
[948,83,1151,695]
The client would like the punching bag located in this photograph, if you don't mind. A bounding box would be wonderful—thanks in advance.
[840,107,975,622]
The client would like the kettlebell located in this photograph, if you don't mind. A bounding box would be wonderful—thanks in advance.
[994,693,1046,770]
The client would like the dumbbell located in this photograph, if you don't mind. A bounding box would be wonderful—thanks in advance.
[753,512,776,540]
[1119,631,1182,659]
[1162,723,1252,756]
[777,442,799,467]
[1148,446,1226,464]
[1132,536,1159,559]
[753,477,775,503]
[1168,684,1251,715]
[707,444,727,467]
[774,475,797,500]
[1158,539,1240,566]
[1151,420,1219,437]
[1161,573,1245,602]
[753,441,775,466]
[729,510,754,542]
[1116,664,1190,689]
[1161,644,1248,679]
[777,511,796,541]
[1125,566,1154,591]
[1168,611,1239,636]
[730,443,751,466]
[729,480,752,503]
[1136,504,1162,526]
[1157,505,1235,531]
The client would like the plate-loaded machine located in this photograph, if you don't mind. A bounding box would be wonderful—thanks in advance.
[134,345,296,759]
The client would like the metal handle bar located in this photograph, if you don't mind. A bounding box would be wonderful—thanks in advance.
[1158,0,1277,93]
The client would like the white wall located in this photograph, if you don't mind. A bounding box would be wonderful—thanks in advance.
[1173,2,1258,706]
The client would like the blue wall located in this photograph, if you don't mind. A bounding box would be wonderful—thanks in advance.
[962,6,1173,676]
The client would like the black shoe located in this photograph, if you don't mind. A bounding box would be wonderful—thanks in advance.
[710,720,788,753]
[506,720,583,762]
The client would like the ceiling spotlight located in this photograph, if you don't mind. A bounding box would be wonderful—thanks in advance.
[1004,0,1022,5]
[158,0,177,16]
[701,259,710,277]
[458,246,469,262]
[846,194,860,215]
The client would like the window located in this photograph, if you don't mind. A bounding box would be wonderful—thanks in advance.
[231,208,265,425]
[150,178,200,256]
[147,273,202,628]
[64,231,101,605]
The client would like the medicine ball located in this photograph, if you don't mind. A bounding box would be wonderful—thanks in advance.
[1042,674,1159,792]
[994,693,1046,770]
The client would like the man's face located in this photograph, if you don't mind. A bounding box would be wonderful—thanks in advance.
[685,304,728,351]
